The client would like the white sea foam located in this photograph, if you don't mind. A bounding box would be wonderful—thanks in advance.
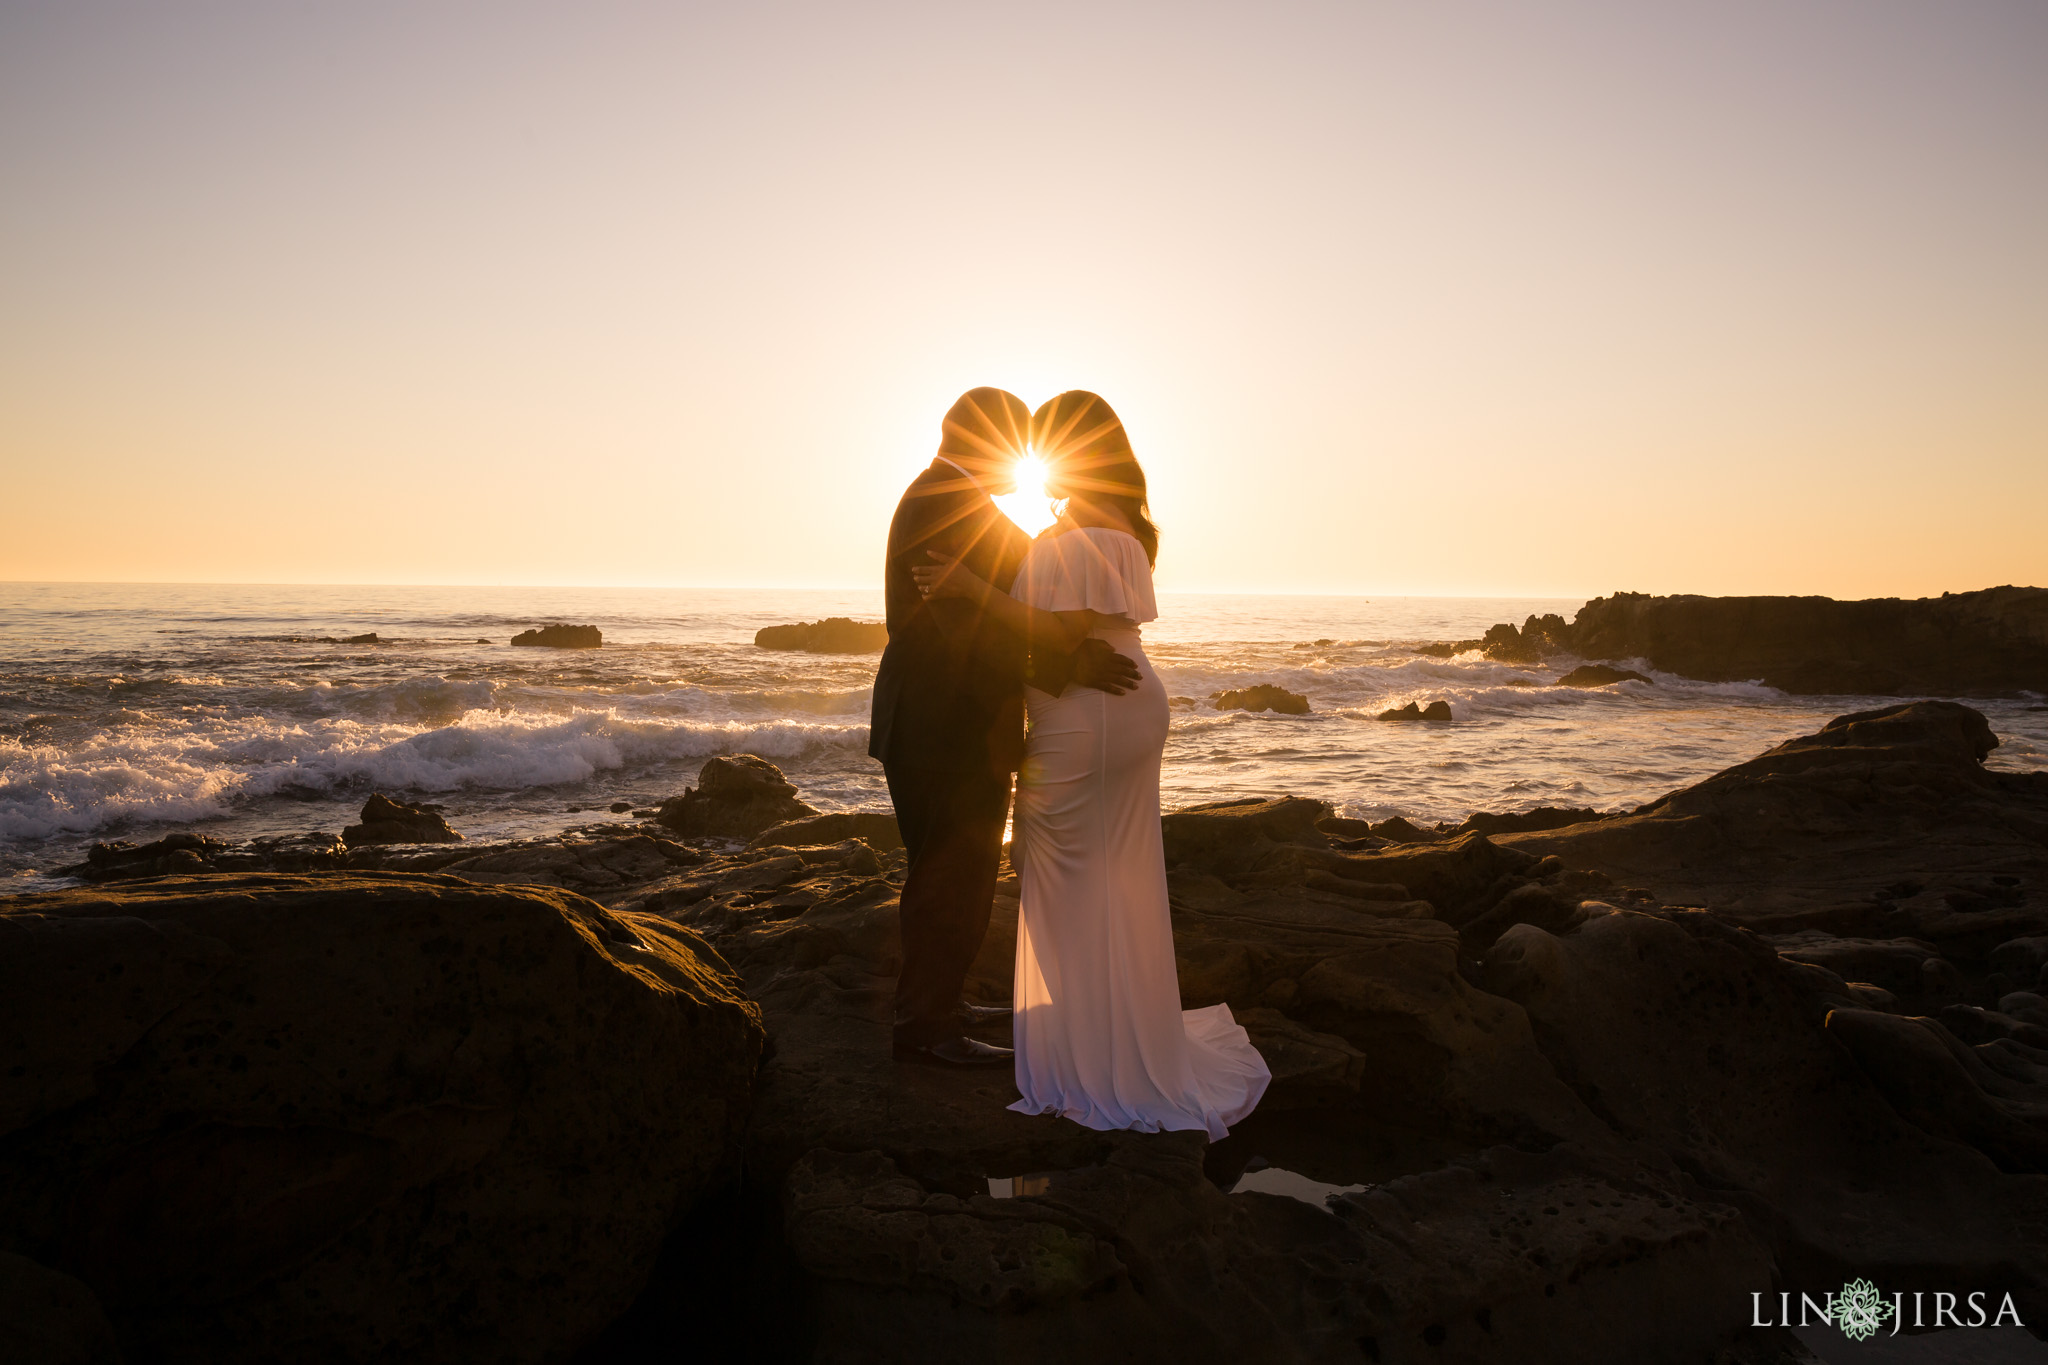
[0,709,868,840]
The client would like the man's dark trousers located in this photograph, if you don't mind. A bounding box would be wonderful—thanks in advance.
[885,762,1011,1044]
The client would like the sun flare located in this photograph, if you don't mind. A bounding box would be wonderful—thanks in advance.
[993,449,1057,536]
[1013,452,1049,502]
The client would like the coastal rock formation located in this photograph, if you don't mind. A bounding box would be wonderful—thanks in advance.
[1456,807,1607,837]
[1211,684,1311,715]
[746,809,903,853]
[654,755,818,840]
[340,793,462,846]
[51,827,711,894]
[0,873,762,1365]
[599,806,1795,1357]
[588,699,2048,1358]
[509,623,603,648]
[1376,700,1453,722]
[1554,664,1650,687]
[753,618,888,653]
[61,831,243,881]
[1496,700,2048,926]
[1457,585,2048,696]
[0,1250,122,1365]
[423,831,705,892]
[1485,909,2048,1290]
[15,706,2047,1361]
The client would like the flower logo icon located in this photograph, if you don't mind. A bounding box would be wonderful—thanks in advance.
[1836,1279,1895,1341]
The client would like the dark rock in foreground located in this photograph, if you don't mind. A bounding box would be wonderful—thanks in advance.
[1555,663,1651,687]
[341,792,462,846]
[0,1249,122,1364]
[753,618,888,653]
[1466,585,2048,696]
[0,873,762,1365]
[655,755,818,840]
[1211,684,1311,715]
[510,623,603,648]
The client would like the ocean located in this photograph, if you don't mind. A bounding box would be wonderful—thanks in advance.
[4,581,2044,888]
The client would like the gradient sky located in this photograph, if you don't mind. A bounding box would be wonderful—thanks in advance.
[2,0,2043,598]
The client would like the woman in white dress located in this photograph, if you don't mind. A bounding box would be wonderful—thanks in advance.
[912,391,1269,1138]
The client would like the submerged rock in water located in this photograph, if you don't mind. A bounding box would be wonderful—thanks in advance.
[340,793,462,846]
[753,618,888,652]
[0,872,762,1365]
[1375,700,1452,722]
[1210,684,1311,715]
[509,623,602,648]
[654,755,818,840]
[1555,663,1652,687]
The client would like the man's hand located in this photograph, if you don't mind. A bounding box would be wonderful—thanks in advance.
[1072,638,1141,695]
[912,551,993,603]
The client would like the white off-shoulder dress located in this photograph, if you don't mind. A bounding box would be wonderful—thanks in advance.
[1006,527,1270,1138]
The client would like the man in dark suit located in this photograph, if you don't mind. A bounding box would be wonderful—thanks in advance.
[872,387,1139,1066]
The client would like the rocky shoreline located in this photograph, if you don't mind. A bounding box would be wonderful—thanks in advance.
[5,701,2048,1361]
[1439,585,2048,697]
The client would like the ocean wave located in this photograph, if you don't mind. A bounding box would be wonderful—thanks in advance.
[0,709,869,841]
[1155,651,1801,719]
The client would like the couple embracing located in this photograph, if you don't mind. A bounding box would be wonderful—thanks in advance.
[869,387,1269,1138]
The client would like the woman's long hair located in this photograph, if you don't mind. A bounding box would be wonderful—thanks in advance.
[1031,391,1160,567]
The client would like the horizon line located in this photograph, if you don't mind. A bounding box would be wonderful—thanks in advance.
[0,578,1605,601]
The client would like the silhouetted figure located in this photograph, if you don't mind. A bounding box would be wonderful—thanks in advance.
[871,387,1138,1066]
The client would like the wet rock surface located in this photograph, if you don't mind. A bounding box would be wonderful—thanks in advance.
[654,754,819,840]
[0,873,762,1365]
[1211,684,1311,715]
[753,618,890,652]
[340,792,462,846]
[1376,700,1454,722]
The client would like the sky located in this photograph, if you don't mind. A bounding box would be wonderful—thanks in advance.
[1,0,2043,599]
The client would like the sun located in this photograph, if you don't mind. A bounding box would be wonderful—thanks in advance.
[1013,452,1049,501]
[993,448,1058,535]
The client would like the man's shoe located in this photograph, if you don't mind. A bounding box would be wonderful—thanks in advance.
[894,1034,1014,1067]
[954,1001,1014,1027]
